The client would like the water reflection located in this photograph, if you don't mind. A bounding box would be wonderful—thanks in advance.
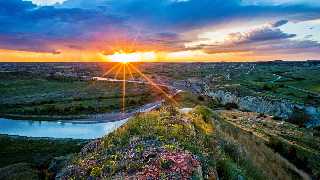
[0,118,127,139]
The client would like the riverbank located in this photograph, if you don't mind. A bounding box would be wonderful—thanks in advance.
[0,72,161,119]
[0,101,162,122]
[0,101,163,139]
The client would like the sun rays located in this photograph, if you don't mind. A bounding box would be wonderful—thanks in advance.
[122,63,126,112]
[96,30,177,113]
[127,63,178,105]
[98,61,177,113]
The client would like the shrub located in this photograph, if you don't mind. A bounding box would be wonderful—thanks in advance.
[273,116,282,120]
[208,98,220,109]
[289,107,310,127]
[224,103,238,110]
[197,96,205,101]
[262,84,272,91]
[193,105,213,123]
[217,158,244,180]
[160,159,173,170]
[90,167,102,177]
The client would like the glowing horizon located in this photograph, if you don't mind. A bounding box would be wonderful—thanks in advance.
[0,48,319,62]
[0,0,320,62]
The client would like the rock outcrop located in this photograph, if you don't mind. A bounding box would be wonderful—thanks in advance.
[209,90,320,127]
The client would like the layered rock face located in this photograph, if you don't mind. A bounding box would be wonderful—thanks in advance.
[208,90,320,127]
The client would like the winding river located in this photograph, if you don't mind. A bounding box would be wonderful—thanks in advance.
[0,77,175,139]
[0,118,128,139]
[0,101,163,139]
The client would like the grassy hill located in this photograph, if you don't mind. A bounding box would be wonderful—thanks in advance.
[57,106,216,179]
[56,105,318,179]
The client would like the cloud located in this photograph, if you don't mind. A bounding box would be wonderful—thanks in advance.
[227,26,296,44]
[242,0,320,6]
[24,0,67,6]
[271,20,289,27]
[58,0,320,30]
[201,26,320,55]
[0,0,127,53]
[0,34,60,54]
[204,39,320,54]
[0,0,320,60]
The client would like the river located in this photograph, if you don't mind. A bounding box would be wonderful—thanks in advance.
[0,77,177,139]
[0,101,161,139]
[0,118,128,139]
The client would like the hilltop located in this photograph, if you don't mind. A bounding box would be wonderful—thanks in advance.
[54,105,319,179]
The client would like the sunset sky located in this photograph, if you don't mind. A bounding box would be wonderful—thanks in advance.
[0,0,320,62]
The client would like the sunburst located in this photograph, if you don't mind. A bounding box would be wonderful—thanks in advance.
[96,31,176,113]
[98,59,177,113]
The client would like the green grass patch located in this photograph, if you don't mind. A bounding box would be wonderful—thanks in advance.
[0,135,86,168]
[0,72,159,117]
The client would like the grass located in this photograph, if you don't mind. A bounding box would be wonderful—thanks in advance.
[0,135,87,179]
[60,106,217,179]
[0,163,39,180]
[43,102,319,179]
[0,72,161,118]
[173,91,220,109]
[104,105,215,156]
[218,110,320,179]
[268,136,320,178]
[145,62,320,106]
[214,115,304,180]
[234,65,320,105]
[0,135,86,168]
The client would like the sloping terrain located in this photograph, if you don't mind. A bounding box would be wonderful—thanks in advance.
[56,105,317,179]
[218,110,320,179]
[57,106,217,179]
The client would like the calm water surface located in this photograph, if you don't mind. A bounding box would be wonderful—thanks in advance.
[0,118,127,139]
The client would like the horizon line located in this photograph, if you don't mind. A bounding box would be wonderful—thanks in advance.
[0,59,319,63]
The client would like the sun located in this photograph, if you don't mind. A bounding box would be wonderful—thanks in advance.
[106,51,156,63]
[107,52,139,63]
[100,51,177,112]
